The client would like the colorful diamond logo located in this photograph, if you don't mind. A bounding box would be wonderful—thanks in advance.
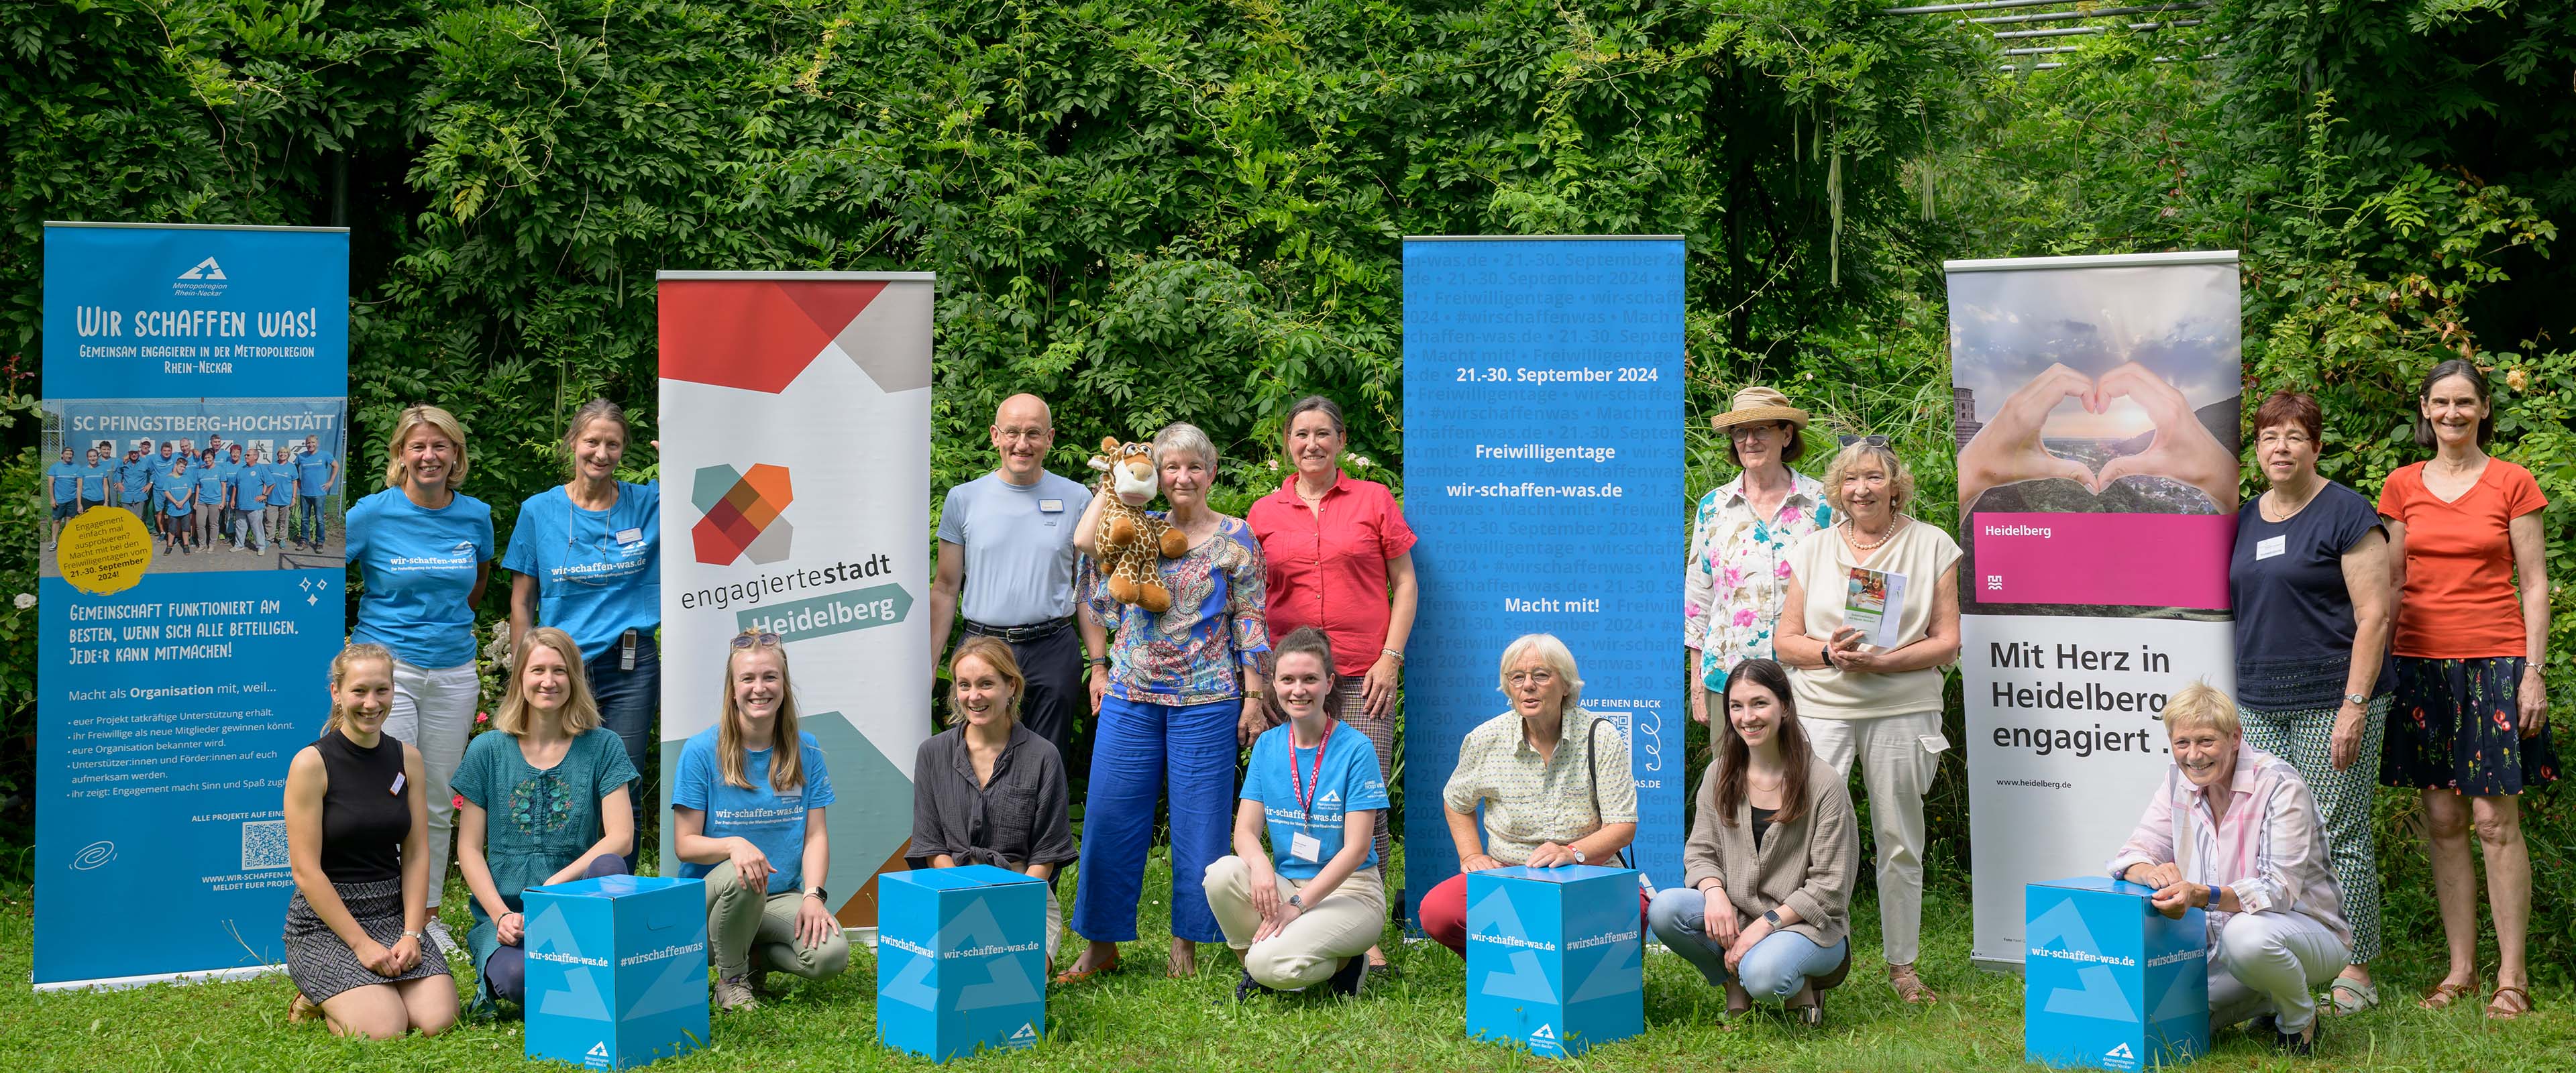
[691,463,794,565]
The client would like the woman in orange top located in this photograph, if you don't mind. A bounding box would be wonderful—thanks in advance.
[2375,359,2555,1021]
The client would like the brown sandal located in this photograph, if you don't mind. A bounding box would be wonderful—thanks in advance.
[2485,985,2534,1021]
[1888,963,1941,1004]
[287,993,321,1024]
[2417,977,2479,1010]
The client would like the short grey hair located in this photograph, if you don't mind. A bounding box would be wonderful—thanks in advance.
[1496,633,1584,713]
[1152,421,1219,471]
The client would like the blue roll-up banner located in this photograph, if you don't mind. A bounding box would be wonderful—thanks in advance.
[1400,235,1686,927]
[36,222,350,990]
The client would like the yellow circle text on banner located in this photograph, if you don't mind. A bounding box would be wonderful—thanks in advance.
[55,508,153,596]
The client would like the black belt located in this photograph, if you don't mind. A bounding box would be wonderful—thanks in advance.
[963,616,1073,643]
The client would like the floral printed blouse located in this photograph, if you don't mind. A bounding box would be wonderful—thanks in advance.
[1082,513,1272,706]
[1682,471,1831,690]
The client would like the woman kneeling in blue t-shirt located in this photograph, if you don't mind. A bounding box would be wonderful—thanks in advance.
[672,632,847,1011]
[1205,627,1389,1001]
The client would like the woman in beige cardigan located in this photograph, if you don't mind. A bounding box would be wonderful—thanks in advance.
[1646,658,1858,1024]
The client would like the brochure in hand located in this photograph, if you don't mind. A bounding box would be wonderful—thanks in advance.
[1842,566,1907,649]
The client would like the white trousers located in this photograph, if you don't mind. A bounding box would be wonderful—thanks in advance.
[382,657,478,909]
[1804,710,1943,966]
[1203,857,1385,990]
[2210,911,2349,1033]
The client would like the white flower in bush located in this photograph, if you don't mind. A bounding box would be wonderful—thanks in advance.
[13,593,32,610]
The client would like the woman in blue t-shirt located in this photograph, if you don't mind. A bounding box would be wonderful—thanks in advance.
[2227,390,2396,1014]
[159,457,197,555]
[1203,627,1387,1000]
[193,450,230,553]
[453,627,636,1009]
[349,404,494,945]
[46,446,80,549]
[505,399,660,871]
[672,632,847,1011]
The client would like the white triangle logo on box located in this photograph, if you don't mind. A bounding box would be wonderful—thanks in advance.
[1531,1023,1556,1042]
[178,258,225,280]
[1011,1023,1037,1042]
[588,1041,610,1058]
[2105,1043,2133,1060]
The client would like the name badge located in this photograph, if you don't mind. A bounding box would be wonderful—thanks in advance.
[1038,499,1065,514]
[2254,534,2287,561]
[614,527,644,544]
[390,772,406,795]
[1289,832,1323,863]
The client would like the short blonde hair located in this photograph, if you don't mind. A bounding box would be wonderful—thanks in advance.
[1496,633,1584,714]
[2161,681,2240,738]
[382,404,471,490]
[1822,441,1916,513]
[494,627,602,736]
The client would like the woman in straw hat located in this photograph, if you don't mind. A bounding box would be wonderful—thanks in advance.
[1684,387,1832,728]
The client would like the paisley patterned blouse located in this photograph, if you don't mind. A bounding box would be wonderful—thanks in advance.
[1083,512,1272,705]
[1682,471,1831,690]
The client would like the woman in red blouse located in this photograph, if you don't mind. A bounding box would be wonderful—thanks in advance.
[1246,394,1417,973]
[2375,359,2555,1021]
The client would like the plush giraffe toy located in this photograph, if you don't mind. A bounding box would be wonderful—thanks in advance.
[1087,437,1190,614]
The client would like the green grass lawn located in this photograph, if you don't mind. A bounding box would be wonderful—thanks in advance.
[5,851,2569,1072]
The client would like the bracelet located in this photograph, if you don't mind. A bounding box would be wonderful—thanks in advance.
[401,929,425,941]
[1086,655,1110,668]
[1381,648,1405,665]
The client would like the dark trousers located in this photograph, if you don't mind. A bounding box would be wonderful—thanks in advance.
[967,622,1086,771]
[587,636,661,873]
[484,854,631,1003]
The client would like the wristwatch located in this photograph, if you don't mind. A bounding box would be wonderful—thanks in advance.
[400,929,425,942]
[804,886,828,903]
[2343,692,2369,708]
[1287,894,1304,909]
[1570,848,1587,864]
[1762,909,1782,927]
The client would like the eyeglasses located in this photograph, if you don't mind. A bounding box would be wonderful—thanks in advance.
[1837,434,1890,449]
[1507,669,1558,687]
[731,632,783,648]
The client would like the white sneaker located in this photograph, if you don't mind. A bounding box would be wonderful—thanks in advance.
[424,918,458,957]
[713,974,761,1012]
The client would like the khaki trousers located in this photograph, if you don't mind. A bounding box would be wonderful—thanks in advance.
[1202,856,1384,990]
[701,862,852,981]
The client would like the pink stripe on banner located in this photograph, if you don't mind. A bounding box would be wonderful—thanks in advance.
[1970,512,2234,609]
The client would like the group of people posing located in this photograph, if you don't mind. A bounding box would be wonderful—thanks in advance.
[277,362,2553,1054]
[44,433,340,555]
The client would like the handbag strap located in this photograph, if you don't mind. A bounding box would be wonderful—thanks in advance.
[1585,717,1635,869]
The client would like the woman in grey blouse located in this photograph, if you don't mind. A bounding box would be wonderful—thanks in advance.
[1647,658,1858,1025]
[910,636,1079,964]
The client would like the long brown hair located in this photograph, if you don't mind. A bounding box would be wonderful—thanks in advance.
[717,633,804,792]
[1714,659,1811,827]
[494,626,602,736]
[1266,626,1343,724]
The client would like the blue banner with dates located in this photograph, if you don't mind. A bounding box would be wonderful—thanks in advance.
[1399,236,1686,926]
[36,223,350,989]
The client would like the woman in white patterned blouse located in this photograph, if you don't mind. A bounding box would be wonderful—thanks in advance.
[1684,387,1831,726]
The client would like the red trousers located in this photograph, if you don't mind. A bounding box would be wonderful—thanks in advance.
[1418,870,1652,956]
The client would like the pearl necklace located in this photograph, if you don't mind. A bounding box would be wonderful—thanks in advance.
[1843,515,1902,551]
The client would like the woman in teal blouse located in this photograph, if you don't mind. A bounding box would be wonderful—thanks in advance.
[453,626,638,1008]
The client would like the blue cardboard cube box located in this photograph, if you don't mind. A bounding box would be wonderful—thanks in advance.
[877,864,1049,1062]
[2025,877,2209,1071]
[523,874,709,1070]
[1464,865,1643,1058]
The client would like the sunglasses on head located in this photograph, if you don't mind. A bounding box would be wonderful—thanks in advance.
[1837,434,1891,449]
[730,632,783,649]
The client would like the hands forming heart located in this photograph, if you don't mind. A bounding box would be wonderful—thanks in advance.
[1959,361,2238,513]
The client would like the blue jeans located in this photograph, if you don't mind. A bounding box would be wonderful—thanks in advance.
[295,494,327,545]
[1646,887,1848,1003]
[1071,694,1238,944]
[586,638,660,873]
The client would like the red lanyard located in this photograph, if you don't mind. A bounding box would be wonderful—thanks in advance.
[1289,720,1336,822]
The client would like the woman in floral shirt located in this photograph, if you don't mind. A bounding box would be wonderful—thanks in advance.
[1684,387,1830,726]
[1060,422,1271,982]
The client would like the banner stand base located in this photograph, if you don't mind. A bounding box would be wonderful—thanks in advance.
[1973,955,2028,976]
[34,962,282,994]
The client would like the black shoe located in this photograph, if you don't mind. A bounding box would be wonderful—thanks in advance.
[1234,968,1271,1003]
[1326,954,1368,997]
[2271,1019,2316,1056]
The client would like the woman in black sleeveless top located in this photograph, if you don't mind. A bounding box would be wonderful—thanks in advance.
[282,642,458,1037]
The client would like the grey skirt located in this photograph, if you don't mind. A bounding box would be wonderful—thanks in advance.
[284,877,452,1002]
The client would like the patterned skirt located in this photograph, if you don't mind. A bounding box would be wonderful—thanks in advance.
[284,877,452,1003]
[2382,655,2560,796]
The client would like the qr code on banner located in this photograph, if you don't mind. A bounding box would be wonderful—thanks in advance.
[242,820,290,870]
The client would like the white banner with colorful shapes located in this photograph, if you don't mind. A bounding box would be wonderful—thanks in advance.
[656,271,933,929]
